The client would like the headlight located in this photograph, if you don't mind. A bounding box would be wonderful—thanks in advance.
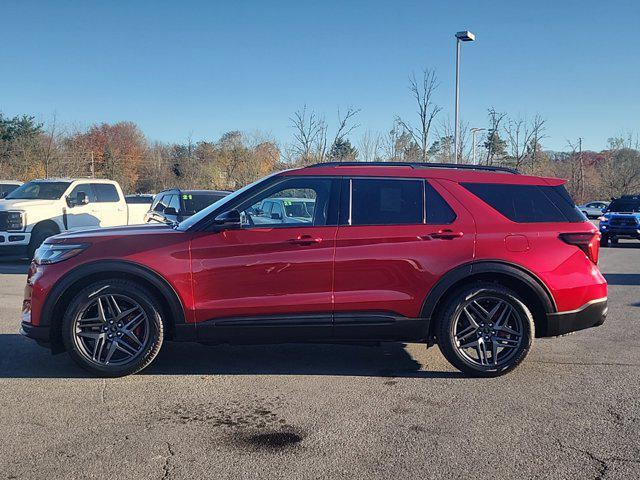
[33,243,89,265]
[6,211,25,231]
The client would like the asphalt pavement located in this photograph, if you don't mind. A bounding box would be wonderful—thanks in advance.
[0,245,638,479]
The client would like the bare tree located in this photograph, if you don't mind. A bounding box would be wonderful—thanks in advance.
[289,106,360,164]
[358,130,383,162]
[504,114,546,170]
[289,105,326,164]
[395,69,442,161]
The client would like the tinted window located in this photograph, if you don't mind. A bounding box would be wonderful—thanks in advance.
[69,184,98,202]
[462,183,584,223]
[92,183,120,202]
[6,181,71,200]
[607,198,640,213]
[426,182,456,224]
[0,184,20,196]
[182,193,227,215]
[125,195,153,204]
[350,179,423,226]
[165,194,179,212]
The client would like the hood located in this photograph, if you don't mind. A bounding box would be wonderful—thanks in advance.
[53,223,174,242]
[603,212,640,218]
[0,199,58,210]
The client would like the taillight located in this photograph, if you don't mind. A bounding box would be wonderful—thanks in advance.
[559,232,600,264]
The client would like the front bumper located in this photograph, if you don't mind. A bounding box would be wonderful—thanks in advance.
[20,322,51,345]
[0,231,30,258]
[600,225,640,238]
[543,298,607,337]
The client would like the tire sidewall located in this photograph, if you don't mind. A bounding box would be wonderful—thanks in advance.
[61,279,164,377]
[438,284,534,377]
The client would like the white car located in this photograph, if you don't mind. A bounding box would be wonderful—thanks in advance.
[0,178,147,259]
[125,194,155,225]
[578,201,610,219]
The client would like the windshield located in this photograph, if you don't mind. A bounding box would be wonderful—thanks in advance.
[177,172,283,230]
[6,181,71,200]
[606,199,640,213]
[183,193,229,215]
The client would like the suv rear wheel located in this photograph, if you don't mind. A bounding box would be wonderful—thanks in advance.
[61,279,164,377]
[437,283,534,377]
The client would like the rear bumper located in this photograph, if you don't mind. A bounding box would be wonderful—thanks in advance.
[543,298,607,337]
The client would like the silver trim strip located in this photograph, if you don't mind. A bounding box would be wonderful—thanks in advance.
[548,297,607,317]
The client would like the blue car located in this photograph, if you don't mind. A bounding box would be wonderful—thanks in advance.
[599,195,640,246]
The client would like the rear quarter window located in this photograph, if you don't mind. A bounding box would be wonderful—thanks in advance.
[462,183,584,223]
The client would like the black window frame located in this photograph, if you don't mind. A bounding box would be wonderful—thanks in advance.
[225,176,342,230]
[339,177,425,227]
[69,183,98,203]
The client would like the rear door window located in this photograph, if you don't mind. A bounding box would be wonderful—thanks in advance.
[350,178,423,226]
[92,183,120,203]
[462,183,584,223]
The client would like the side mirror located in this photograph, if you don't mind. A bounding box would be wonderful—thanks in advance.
[163,207,178,216]
[271,212,282,220]
[0,192,7,199]
[68,191,89,207]
[214,210,241,229]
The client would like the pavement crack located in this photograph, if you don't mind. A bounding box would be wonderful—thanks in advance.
[101,379,107,404]
[161,442,175,480]
[556,439,640,479]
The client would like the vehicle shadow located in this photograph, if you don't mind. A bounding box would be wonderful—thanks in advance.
[0,261,29,275]
[0,334,462,379]
[603,273,640,286]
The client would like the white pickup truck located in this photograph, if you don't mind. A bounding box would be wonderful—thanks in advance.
[0,178,149,259]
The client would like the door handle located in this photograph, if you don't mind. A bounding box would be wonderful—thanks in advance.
[423,229,464,240]
[288,235,322,246]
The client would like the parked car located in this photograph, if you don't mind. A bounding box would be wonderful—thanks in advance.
[250,197,316,225]
[577,201,609,219]
[144,189,230,224]
[599,195,640,246]
[0,178,148,259]
[21,162,607,378]
[0,180,23,199]
[125,194,155,225]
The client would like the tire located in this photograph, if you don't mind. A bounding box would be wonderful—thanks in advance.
[27,228,56,260]
[61,279,164,377]
[436,282,534,377]
[600,234,610,247]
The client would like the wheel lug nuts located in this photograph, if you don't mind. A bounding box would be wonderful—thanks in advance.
[107,334,113,338]
[117,332,122,337]
[117,323,122,328]
[109,320,114,324]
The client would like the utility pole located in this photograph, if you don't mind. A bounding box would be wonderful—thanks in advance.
[90,151,95,178]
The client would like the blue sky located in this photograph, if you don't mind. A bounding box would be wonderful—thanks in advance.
[2,0,638,151]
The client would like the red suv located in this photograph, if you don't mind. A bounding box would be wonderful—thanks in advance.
[20,163,607,377]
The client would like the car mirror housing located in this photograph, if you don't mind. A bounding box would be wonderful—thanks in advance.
[163,207,178,216]
[213,210,241,229]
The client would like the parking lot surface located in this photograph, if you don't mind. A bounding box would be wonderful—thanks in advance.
[0,245,639,479]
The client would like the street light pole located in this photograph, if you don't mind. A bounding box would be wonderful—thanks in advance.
[470,127,485,165]
[454,30,475,164]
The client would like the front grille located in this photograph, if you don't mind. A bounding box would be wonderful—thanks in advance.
[610,217,638,227]
[0,212,7,230]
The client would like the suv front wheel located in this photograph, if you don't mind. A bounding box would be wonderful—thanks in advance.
[61,279,164,377]
[437,283,534,377]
